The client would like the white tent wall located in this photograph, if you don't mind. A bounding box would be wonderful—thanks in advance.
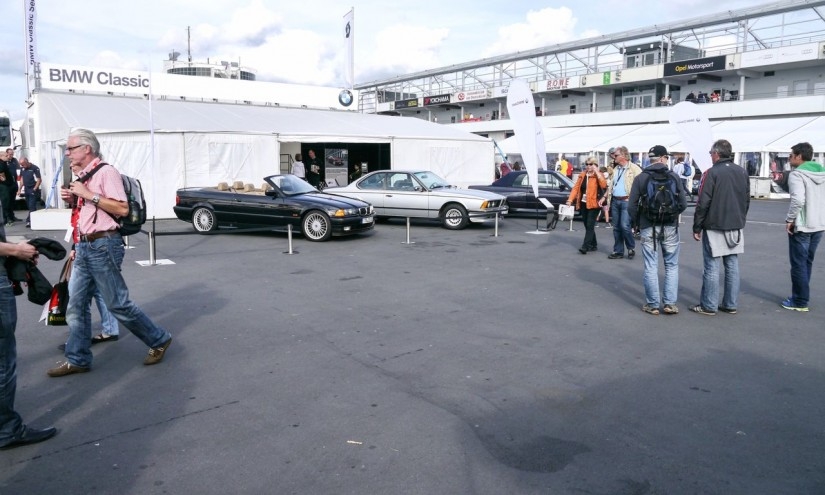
[391,138,495,187]
[182,133,279,187]
[24,91,494,219]
[96,132,180,220]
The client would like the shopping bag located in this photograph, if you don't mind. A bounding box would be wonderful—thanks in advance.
[46,258,72,326]
[558,204,575,221]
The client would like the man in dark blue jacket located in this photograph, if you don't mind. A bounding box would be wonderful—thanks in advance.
[691,139,750,316]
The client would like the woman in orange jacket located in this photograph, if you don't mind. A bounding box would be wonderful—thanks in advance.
[566,156,608,254]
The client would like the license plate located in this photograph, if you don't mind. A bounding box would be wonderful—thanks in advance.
[362,216,373,224]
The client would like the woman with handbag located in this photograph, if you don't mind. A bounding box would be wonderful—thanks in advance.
[566,157,608,254]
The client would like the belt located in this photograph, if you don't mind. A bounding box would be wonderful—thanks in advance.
[613,196,629,200]
[79,230,118,242]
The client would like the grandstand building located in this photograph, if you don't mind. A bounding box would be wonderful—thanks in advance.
[354,0,825,181]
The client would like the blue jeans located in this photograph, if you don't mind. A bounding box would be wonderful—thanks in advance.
[700,233,740,311]
[641,226,680,307]
[0,273,23,445]
[64,235,170,367]
[24,190,39,224]
[93,289,120,336]
[788,230,822,307]
[610,199,635,254]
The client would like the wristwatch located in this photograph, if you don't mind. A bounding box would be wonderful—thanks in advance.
[92,194,100,205]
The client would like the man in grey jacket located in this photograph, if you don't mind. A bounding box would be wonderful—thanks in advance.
[782,142,825,312]
[691,139,750,316]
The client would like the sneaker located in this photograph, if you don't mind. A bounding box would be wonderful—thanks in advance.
[690,305,716,316]
[144,337,173,365]
[641,304,660,315]
[718,306,738,314]
[47,361,90,377]
[663,304,679,315]
[780,297,809,312]
[627,249,635,260]
[608,252,624,259]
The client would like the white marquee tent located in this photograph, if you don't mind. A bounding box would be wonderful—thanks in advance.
[28,92,494,219]
[500,116,825,174]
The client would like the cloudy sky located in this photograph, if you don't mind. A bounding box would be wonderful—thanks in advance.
[1,0,759,121]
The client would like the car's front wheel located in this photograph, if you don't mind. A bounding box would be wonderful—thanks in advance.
[302,211,332,241]
[192,207,217,233]
[441,203,469,230]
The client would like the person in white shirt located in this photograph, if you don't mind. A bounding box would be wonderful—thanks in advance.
[291,153,306,180]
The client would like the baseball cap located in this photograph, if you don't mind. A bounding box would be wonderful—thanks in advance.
[648,145,669,158]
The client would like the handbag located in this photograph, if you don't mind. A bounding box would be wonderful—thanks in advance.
[47,257,72,326]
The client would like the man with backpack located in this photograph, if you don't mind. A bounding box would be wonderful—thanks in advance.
[628,145,688,315]
[48,128,172,377]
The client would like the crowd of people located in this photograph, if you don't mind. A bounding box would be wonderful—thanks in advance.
[1,132,822,451]
[562,139,823,318]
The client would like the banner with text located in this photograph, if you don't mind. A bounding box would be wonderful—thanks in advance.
[664,56,726,77]
[25,0,38,95]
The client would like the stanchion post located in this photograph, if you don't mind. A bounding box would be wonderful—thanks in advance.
[402,217,415,244]
[283,224,298,254]
[494,212,499,237]
[568,217,574,231]
[148,231,156,266]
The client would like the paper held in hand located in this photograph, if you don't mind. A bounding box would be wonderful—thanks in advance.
[558,204,575,220]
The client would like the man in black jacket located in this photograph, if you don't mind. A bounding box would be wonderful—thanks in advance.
[691,139,750,316]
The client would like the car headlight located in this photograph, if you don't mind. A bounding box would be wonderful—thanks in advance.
[331,208,357,217]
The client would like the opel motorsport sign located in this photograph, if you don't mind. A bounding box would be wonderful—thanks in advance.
[664,56,726,77]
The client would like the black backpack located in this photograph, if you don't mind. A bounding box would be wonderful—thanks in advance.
[639,169,680,225]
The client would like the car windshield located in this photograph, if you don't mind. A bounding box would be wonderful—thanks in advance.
[514,172,574,189]
[413,171,451,189]
[265,174,317,195]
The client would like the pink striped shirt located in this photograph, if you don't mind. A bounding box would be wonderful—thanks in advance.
[75,158,126,236]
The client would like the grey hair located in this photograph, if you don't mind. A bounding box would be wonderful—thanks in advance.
[711,139,733,159]
[68,128,104,160]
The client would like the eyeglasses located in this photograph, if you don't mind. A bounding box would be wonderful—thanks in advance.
[65,144,85,152]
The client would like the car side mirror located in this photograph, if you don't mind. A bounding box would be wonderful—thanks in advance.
[265,189,277,197]
[559,184,568,191]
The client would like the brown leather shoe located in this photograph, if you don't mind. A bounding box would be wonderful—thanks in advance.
[144,337,172,365]
[47,361,90,377]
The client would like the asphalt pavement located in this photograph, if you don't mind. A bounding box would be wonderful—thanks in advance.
[2,198,823,495]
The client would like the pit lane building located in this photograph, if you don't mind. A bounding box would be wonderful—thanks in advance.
[354,0,825,183]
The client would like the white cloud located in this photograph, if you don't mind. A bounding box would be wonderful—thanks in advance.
[483,7,592,57]
[351,24,450,83]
